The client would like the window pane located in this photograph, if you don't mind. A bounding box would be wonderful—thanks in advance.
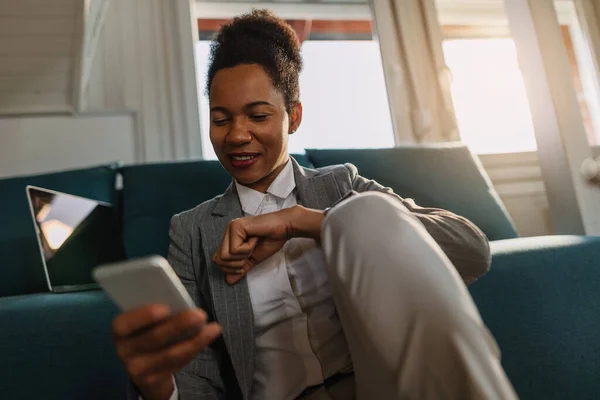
[442,38,537,154]
[553,0,600,146]
[194,6,393,159]
[436,1,538,154]
[292,40,394,153]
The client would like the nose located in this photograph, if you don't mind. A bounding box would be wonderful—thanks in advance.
[226,117,252,147]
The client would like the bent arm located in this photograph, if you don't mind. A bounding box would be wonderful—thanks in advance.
[349,165,491,284]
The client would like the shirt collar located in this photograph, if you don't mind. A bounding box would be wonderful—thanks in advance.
[235,160,296,215]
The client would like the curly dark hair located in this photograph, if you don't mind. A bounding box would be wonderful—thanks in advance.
[206,9,303,112]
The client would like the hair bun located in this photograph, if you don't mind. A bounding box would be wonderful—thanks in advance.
[207,9,303,110]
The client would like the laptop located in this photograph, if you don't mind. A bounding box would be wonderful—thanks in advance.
[26,185,125,293]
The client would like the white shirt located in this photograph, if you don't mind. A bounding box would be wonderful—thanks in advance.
[235,160,352,400]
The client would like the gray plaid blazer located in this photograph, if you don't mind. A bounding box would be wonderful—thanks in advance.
[129,157,491,400]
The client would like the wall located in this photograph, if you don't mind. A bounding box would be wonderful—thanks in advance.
[480,151,554,237]
[0,0,76,113]
[0,0,201,179]
[481,147,600,237]
[0,113,136,178]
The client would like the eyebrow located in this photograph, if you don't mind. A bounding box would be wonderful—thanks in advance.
[210,101,275,113]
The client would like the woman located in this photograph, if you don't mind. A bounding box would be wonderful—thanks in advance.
[112,10,516,400]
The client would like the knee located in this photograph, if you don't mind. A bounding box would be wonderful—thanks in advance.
[321,192,427,263]
[323,191,417,239]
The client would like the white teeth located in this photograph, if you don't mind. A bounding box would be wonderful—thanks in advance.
[232,155,255,161]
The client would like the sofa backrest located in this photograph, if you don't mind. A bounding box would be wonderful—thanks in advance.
[120,154,313,259]
[306,145,518,241]
[0,164,120,297]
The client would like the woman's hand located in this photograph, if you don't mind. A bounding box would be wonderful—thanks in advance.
[112,305,221,400]
[213,205,325,284]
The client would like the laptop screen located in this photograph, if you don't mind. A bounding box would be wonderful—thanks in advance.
[27,186,125,291]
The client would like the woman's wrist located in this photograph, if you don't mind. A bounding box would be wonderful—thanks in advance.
[136,375,175,400]
[288,205,325,240]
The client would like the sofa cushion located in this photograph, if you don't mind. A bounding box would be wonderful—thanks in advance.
[470,235,600,399]
[0,164,120,297]
[306,145,517,241]
[0,291,126,400]
[121,154,313,259]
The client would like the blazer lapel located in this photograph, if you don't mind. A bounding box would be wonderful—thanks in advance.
[200,184,255,399]
[291,157,345,209]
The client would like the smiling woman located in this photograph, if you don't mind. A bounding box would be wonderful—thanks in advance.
[209,64,301,192]
[206,11,303,191]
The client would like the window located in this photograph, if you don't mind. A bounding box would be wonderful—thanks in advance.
[552,0,600,146]
[435,1,538,154]
[436,0,600,153]
[194,3,393,159]
[442,38,536,154]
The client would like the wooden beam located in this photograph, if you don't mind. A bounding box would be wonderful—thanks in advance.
[505,0,600,234]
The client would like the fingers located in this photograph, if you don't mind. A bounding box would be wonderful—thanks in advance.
[226,272,248,285]
[113,306,222,392]
[221,219,258,260]
[112,304,171,338]
[119,309,207,359]
[213,220,260,275]
[213,223,246,265]
[229,227,259,256]
[127,323,222,382]
[213,254,245,273]
[218,224,231,261]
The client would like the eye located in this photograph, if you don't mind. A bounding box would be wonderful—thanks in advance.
[212,118,229,126]
[250,114,269,122]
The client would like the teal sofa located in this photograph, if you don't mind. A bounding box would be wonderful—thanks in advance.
[1,145,599,399]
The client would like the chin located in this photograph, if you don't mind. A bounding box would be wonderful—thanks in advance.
[229,168,264,185]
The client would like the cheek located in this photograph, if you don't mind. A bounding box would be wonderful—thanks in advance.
[253,115,288,144]
[254,123,286,150]
[209,128,224,149]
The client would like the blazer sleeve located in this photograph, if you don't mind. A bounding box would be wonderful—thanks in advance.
[127,215,225,400]
[346,163,491,284]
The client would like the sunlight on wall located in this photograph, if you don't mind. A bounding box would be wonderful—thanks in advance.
[443,38,538,154]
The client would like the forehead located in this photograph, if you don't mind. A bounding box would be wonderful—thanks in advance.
[209,64,285,109]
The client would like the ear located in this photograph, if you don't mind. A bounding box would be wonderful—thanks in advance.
[288,102,303,135]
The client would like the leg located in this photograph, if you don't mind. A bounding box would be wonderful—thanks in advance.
[298,374,356,400]
[321,192,517,400]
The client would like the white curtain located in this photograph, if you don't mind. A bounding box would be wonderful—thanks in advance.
[85,0,203,162]
[371,0,459,143]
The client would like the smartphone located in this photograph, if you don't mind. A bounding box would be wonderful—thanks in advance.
[93,255,196,314]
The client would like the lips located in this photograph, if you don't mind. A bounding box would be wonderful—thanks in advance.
[228,153,261,169]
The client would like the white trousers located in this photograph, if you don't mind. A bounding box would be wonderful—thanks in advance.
[310,192,517,400]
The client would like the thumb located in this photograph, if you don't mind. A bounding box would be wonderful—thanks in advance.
[226,274,244,285]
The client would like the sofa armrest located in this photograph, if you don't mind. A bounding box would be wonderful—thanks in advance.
[0,290,127,400]
[469,235,600,399]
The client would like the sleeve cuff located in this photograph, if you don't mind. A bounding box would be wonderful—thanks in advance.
[138,377,178,400]
[169,379,179,400]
